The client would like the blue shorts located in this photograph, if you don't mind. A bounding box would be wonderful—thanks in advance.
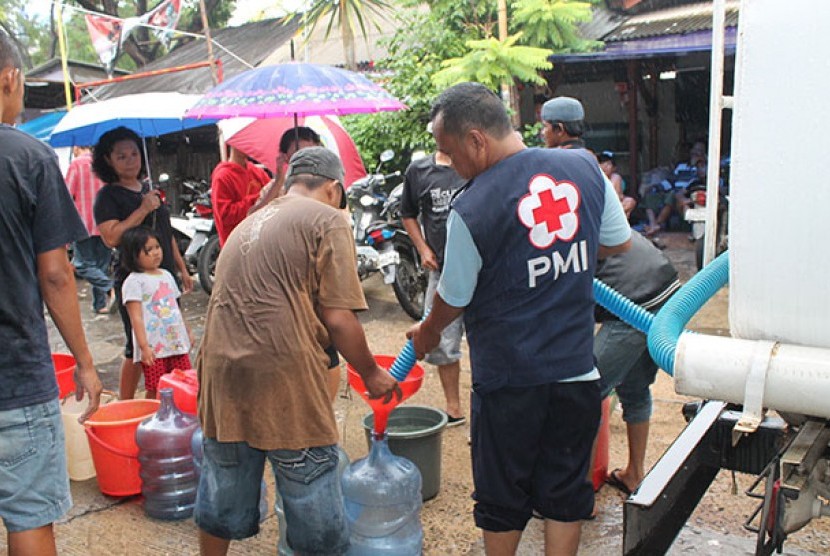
[470,380,600,531]
[595,320,659,424]
[424,270,464,366]
[0,399,71,532]
[194,438,348,554]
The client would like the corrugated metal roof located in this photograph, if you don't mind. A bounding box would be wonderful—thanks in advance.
[605,0,739,41]
[551,26,737,62]
[578,6,628,41]
[26,58,128,83]
[92,18,300,99]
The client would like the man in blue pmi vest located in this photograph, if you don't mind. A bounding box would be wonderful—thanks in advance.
[409,82,631,555]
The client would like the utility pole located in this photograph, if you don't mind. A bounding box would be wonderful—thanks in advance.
[497,0,520,126]
[198,0,219,86]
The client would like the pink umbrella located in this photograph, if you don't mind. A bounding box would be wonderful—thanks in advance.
[218,115,367,188]
[185,63,406,120]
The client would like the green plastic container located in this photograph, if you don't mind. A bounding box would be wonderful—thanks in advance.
[362,405,448,501]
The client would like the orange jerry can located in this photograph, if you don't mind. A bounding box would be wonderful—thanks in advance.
[157,368,198,415]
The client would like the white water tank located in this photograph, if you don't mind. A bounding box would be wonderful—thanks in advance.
[728,0,830,349]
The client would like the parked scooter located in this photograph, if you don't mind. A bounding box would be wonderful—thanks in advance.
[348,150,428,320]
[161,175,220,294]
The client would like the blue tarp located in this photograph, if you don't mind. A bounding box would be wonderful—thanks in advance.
[17,111,67,142]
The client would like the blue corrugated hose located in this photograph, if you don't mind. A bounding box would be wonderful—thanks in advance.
[389,339,417,381]
[592,278,655,335]
[647,251,729,376]
[392,250,729,381]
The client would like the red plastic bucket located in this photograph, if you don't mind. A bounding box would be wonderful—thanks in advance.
[592,396,611,492]
[84,399,160,496]
[157,368,198,415]
[52,353,76,399]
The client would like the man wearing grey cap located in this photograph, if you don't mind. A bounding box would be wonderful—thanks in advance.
[195,147,400,555]
[540,96,587,149]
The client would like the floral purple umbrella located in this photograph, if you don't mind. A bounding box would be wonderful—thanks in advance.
[185,62,406,120]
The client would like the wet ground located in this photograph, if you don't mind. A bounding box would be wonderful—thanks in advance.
[4,232,828,554]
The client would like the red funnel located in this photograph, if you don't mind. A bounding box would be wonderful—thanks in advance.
[347,355,424,436]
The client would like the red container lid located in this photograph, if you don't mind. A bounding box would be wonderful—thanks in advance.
[157,368,198,415]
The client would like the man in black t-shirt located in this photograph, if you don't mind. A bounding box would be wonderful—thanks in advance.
[401,151,468,425]
[0,31,102,553]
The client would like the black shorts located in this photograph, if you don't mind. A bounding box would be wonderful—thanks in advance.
[470,379,601,531]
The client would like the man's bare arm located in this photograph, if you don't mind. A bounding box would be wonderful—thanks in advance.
[38,248,102,422]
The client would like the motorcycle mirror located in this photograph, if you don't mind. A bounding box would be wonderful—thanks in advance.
[380,150,395,163]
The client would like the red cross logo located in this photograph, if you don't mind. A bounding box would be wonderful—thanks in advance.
[518,174,581,249]
[532,189,572,234]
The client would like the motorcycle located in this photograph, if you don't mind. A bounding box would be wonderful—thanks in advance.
[348,150,428,320]
[162,175,220,294]
[385,180,429,321]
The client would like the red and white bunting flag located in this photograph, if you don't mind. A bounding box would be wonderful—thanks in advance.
[84,14,122,69]
[147,0,182,45]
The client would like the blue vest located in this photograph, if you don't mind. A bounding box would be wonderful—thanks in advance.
[452,148,605,393]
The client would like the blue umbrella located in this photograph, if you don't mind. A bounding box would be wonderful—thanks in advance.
[49,92,216,148]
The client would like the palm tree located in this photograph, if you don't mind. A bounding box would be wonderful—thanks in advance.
[286,0,393,70]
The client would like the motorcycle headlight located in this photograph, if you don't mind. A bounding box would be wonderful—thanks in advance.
[360,195,375,207]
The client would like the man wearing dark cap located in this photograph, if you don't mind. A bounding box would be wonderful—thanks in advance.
[195,147,400,555]
[540,96,587,149]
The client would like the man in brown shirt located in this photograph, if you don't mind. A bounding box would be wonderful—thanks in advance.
[195,147,400,555]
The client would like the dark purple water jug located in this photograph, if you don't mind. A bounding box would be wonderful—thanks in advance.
[136,388,199,520]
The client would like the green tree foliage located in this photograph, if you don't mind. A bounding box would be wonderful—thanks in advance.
[429,0,599,90]
[342,0,597,169]
[285,0,394,70]
[0,0,233,70]
[433,34,552,91]
[341,9,465,171]
[511,0,600,52]
[0,0,55,68]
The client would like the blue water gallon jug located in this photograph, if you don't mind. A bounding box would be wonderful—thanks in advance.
[136,388,199,520]
[342,434,423,555]
[191,425,269,523]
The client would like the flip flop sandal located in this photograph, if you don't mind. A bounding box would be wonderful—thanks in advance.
[606,468,633,496]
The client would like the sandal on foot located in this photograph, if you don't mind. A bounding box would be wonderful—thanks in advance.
[606,468,633,496]
[446,415,466,428]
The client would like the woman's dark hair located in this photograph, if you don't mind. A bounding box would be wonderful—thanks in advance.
[92,126,146,184]
[120,226,160,274]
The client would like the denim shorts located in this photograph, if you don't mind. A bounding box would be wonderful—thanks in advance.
[470,380,600,530]
[0,399,71,532]
[194,438,349,554]
[424,270,464,366]
[594,320,659,424]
